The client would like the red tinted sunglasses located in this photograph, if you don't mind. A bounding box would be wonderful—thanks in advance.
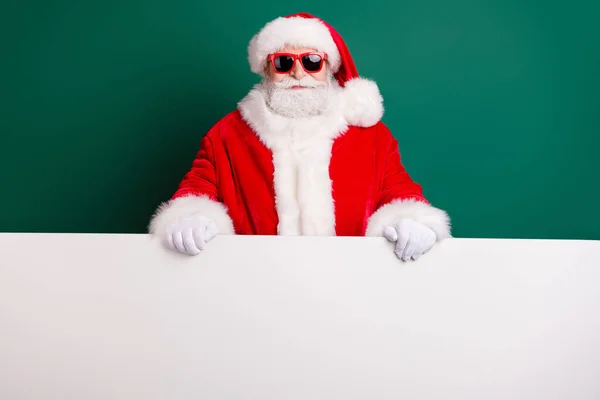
[268,52,328,74]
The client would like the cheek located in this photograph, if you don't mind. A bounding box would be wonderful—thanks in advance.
[267,69,286,82]
[313,69,328,82]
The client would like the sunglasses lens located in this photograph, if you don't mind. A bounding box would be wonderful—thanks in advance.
[274,56,294,72]
[302,54,323,72]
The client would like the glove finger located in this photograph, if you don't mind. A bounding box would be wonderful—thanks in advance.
[394,230,409,259]
[412,252,422,261]
[164,231,176,251]
[183,228,200,255]
[402,236,417,261]
[173,231,186,254]
[204,221,218,242]
[383,226,398,242]
[192,227,207,250]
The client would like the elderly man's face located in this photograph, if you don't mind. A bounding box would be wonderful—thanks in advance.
[261,45,334,118]
[266,46,329,83]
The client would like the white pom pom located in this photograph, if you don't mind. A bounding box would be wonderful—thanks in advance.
[341,78,384,127]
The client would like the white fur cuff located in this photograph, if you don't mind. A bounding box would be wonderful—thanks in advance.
[365,198,451,240]
[148,195,235,237]
[341,78,384,128]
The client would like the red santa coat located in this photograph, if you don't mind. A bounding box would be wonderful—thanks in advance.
[149,78,451,240]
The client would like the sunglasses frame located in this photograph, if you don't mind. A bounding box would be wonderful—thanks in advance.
[268,52,328,74]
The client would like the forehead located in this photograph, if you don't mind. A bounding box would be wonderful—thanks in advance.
[276,45,318,54]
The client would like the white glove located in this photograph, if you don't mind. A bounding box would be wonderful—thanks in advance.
[164,215,218,256]
[383,219,436,261]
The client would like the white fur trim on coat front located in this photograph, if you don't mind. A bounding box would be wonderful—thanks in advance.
[365,198,452,240]
[341,78,384,127]
[248,16,341,76]
[148,195,235,237]
[238,85,348,236]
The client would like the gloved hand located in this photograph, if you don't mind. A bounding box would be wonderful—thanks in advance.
[164,215,218,256]
[383,219,436,261]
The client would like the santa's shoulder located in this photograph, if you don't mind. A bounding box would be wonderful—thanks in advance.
[199,110,254,143]
[337,120,409,158]
[344,119,397,142]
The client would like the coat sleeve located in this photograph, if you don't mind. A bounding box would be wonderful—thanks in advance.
[365,125,451,240]
[148,133,235,237]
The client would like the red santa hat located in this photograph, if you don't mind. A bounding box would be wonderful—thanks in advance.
[247,12,384,127]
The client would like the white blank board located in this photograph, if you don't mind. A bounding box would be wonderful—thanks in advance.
[1,233,600,400]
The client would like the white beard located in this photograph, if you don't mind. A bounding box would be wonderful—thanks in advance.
[261,74,336,119]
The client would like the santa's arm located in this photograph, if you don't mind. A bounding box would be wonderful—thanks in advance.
[148,134,235,237]
[365,127,451,240]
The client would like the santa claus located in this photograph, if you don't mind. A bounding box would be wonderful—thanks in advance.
[148,12,451,261]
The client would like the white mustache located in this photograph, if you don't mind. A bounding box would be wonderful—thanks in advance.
[273,75,326,89]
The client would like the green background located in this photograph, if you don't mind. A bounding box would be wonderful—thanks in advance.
[1,0,599,239]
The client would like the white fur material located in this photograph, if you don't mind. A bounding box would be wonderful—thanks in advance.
[148,194,235,237]
[238,85,348,236]
[365,198,452,240]
[342,78,384,127]
[248,16,341,76]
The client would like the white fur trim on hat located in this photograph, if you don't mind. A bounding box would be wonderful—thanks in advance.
[248,16,341,76]
[340,77,384,127]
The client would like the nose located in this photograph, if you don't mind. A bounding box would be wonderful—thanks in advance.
[290,59,305,79]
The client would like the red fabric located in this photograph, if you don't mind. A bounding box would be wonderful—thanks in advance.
[171,111,428,236]
[285,12,359,87]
